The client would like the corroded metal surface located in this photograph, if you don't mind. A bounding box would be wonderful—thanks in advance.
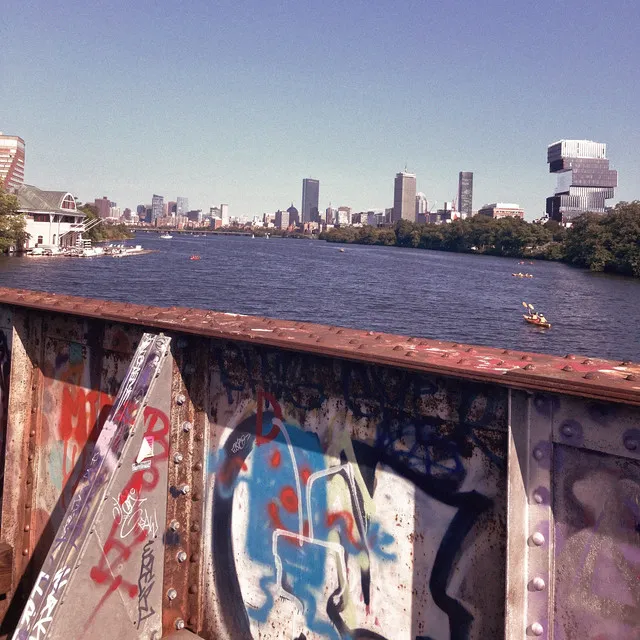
[0,287,639,406]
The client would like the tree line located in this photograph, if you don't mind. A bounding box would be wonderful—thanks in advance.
[320,201,640,277]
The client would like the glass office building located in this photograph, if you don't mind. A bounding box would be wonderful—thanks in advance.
[546,140,617,223]
[302,178,320,223]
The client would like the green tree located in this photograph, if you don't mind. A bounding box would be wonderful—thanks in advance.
[0,182,27,252]
[77,202,132,243]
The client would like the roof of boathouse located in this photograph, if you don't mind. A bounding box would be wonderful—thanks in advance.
[15,184,82,214]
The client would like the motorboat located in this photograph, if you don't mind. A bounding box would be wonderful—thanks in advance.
[189,255,201,261]
[160,233,173,239]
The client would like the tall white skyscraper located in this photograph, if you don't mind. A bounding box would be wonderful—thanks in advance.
[393,172,417,222]
[0,133,25,190]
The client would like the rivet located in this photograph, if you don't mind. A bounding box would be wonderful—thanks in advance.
[531,532,545,546]
[495,360,504,366]
[22,549,29,556]
[466,348,476,354]
[533,448,543,460]
[176,394,186,406]
[182,421,192,432]
[561,424,574,437]
[530,622,544,636]
[29,430,36,437]
[624,437,638,451]
[532,577,546,591]
[177,551,187,563]
[521,355,532,361]
[393,345,403,351]
[167,588,178,600]
[191,523,200,532]
[195,433,203,442]
[533,492,543,504]
[31,408,36,414]
[192,492,201,501]
[175,619,185,630]
[188,585,198,594]
[562,365,573,372]
[187,617,197,627]
[582,359,593,365]
[179,484,190,495]
[24,525,30,532]
[31,384,37,391]
[584,371,601,380]
[169,520,180,531]
[190,553,198,562]
[452,343,460,348]
[193,462,203,471]
[565,354,576,360]
[627,374,637,381]
[502,349,511,355]
[173,453,184,464]
[26,478,32,485]
[523,364,535,371]
[621,360,631,366]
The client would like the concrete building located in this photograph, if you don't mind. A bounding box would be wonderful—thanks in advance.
[477,203,525,219]
[94,197,111,219]
[546,139,617,224]
[415,192,428,219]
[325,207,337,225]
[0,133,25,190]
[220,204,229,226]
[275,209,290,230]
[16,184,85,249]
[392,172,417,222]
[302,178,320,223]
[457,172,473,218]
[186,210,203,224]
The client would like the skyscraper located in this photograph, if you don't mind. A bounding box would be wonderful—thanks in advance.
[546,140,617,224]
[457,172,473,218]
[176,197,189,217]
[302,178,320,223]
[0,133,25,190]
[393,172,417,222]
[151,194,164,223]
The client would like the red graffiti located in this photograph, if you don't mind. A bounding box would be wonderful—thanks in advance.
[300,466,312,485]
[255,390,282,446]
[88,406,169,607]
[326,511,362,549]
[280,486,298,513]
[270,449,281,468]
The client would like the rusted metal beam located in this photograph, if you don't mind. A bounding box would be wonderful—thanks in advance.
[0,287,639,406]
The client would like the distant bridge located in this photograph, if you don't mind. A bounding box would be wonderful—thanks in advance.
[127,227,254,237]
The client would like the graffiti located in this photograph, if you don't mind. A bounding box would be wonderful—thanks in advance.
[210,385,503,640]
[16,567,70,640]
[137,540,156,628]
[111,488,158,540]
[88,405,169,607]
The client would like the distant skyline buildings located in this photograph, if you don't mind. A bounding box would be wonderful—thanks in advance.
[393,172,417,223]
[302,178,320,224]
[546,140,617,224]
[176,197,189,217]
[151,194,164,223]
[457,172,473,217]
[0,133,25,190]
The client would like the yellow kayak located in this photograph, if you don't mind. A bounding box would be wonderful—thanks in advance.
[523,314,551,328]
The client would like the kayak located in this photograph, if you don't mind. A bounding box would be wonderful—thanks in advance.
[523,314,551,328]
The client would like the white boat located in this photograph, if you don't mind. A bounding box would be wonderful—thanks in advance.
[160,234,173,239]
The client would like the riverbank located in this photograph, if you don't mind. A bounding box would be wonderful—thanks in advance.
[320,201,640,278]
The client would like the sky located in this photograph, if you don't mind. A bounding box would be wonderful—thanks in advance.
[2,0,639,220]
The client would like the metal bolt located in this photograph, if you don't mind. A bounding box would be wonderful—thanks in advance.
[176,394,186,405]
[624,437,638,451]
[169,520,180,531]
[533,492,543,504]
[179,484,190,495]
[532,577,546,591]
[561,424,574,437]
[22,549,29,556]
[29,430,36,437]
[188,585,198,594]
[182,421,192,432]
[530,622,544,636]
[177,551,187,563]
[167,588,178,600]
[175,619,185,630]
[533,448,543,460]
[173,453,184,464]
[531,532,545,546]
[24,525,30,532]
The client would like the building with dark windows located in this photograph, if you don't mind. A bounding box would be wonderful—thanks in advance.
[301,179,320,223]
[0,133,25,190]
[176,197,188,217]
[546,140,617,224]
[392,172,417,222]
[457,172,473,218]
[151,194,164,223]
[286,203,299,226]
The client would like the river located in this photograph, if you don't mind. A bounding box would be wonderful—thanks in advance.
[1,233,639,361]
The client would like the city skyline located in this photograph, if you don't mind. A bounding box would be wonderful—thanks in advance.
[3,0,639,219]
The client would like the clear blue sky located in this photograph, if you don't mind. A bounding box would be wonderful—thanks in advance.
[2,0,639,219]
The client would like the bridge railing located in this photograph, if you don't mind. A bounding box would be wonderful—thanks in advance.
[0,287,638,639]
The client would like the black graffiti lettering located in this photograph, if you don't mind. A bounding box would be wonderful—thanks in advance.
[137,540,156,627]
